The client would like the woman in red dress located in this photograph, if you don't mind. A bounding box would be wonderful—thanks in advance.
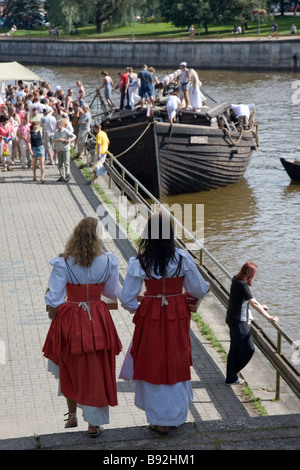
[43,217,122,437]
[120,212,210,435]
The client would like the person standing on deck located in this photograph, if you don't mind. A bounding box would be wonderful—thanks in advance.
[138,65,153,108]
[125,67,139,111]
[98,72,115,110]
[120,68,130,110]
[179,62,191,109]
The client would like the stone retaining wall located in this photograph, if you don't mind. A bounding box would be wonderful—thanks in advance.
[1,37,300,70]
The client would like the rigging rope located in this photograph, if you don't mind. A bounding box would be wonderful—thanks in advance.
[107,121,154,158]
[220,115,260,148]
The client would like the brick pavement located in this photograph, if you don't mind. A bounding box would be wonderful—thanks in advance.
[0,158,299,448]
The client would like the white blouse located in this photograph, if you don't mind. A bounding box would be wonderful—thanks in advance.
[45,252,121,308]
[120,248,209,313]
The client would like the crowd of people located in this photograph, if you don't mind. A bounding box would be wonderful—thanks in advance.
[0,64,208,184]
[0,78,101,184]
[0,63,253,188]
[112,65,160,111]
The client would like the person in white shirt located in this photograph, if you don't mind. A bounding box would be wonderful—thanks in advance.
[119,212,210,435]
[43,217,122,438]
[230,103,255,128]
[40,106,57,164]
[166,89,181,123]
[52,119,76,182]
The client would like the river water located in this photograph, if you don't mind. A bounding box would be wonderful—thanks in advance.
[29,65,300,353]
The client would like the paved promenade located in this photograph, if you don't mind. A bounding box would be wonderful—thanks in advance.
[1,159,300,452]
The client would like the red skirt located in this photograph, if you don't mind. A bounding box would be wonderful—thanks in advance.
[43,283,122,407]
[131,277,192,385]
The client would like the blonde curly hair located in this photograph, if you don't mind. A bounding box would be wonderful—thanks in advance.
[60,217,104,267]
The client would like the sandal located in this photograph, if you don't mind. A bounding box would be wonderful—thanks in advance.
[88,425,104,438]
[149,424,169,435]
[64,412,78,428]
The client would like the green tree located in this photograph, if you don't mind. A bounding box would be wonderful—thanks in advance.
[214,0,267,31]
[160,0,213,33]
[46,0,130,33]
[93,0,129,33]
[159,0,268,33]
[3,0,42,26]
[46,0,80,33]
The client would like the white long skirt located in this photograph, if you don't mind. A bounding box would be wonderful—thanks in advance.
[47,360,109,426]
[135,380,193,427]
[190,86,206,110]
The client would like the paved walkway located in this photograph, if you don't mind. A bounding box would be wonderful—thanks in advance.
[0,158,300,451]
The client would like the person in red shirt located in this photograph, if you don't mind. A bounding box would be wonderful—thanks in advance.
[0,114,15,171]
[120,67,130,110]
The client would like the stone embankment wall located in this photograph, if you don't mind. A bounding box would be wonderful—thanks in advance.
[1,37,300,70]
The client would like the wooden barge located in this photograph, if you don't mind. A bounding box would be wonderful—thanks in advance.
[101,103,259,198]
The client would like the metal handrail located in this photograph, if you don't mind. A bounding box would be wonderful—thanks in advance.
[101,151,300,401]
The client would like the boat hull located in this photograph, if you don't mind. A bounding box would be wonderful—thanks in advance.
[280,158,300,182]
[104,117,256,198]
[155,122,254,195]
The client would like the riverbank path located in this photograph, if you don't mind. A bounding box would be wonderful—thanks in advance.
[1,159,300,451]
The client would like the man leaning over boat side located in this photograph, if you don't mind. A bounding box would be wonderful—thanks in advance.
[166,89,181,123]
[230,103,256,129]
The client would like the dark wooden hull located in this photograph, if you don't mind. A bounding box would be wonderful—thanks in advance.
[155,122,254,195]
[103,109,256,198]
[280,158,300,182]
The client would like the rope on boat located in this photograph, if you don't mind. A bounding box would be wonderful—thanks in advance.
[220,115,260,149]
[108,121,154,158]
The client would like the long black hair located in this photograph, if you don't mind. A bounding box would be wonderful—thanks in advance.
[137,212,176,277]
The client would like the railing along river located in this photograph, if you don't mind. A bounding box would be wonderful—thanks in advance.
[100,150,300,402]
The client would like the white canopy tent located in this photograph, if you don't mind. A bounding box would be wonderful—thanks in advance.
[0,61,43,102]
[0,61,42,83]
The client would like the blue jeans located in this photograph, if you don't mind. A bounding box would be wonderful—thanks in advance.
[226,321,255,383]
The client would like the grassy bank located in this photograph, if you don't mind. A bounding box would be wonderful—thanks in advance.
[2,15,300,40]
